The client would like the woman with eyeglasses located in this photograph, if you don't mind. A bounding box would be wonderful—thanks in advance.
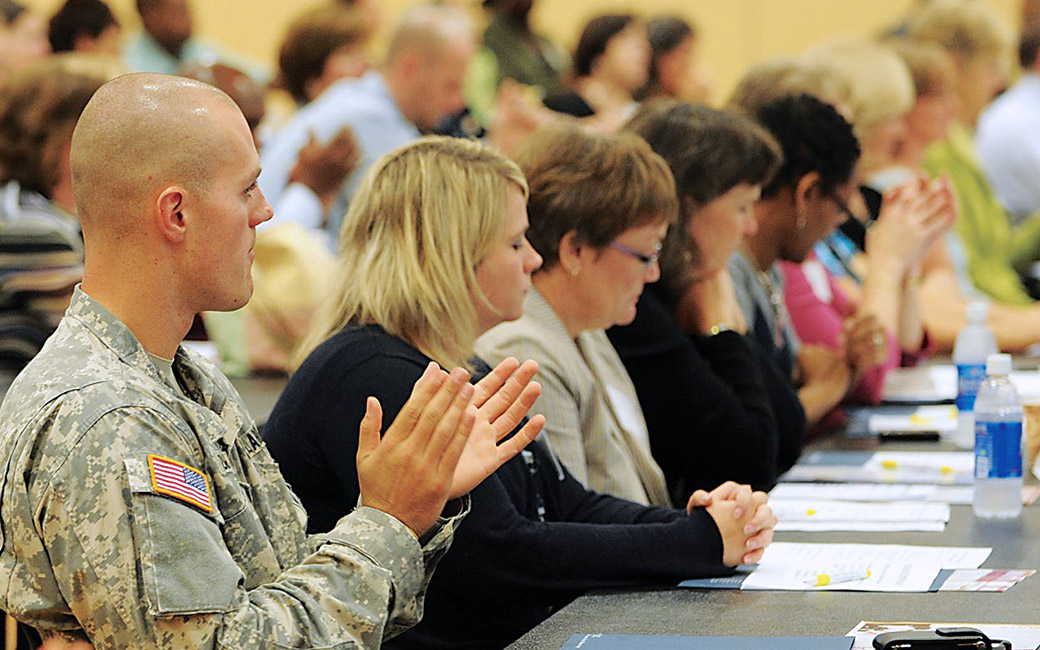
[476,123,678,506]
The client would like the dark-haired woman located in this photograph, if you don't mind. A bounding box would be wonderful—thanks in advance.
[608,101,806,503]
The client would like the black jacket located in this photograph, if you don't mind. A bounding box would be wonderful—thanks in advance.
[607,287,806,503]
[263,324,731,649]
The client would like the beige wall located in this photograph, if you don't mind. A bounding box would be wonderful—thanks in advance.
[22,0,1023,104]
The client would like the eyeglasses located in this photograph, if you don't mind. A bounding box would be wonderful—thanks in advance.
[827,192,857,222]
[609,241,661,269]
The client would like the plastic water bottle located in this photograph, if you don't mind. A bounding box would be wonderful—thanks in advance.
[972,353,1023,519]
[954,302,997,448]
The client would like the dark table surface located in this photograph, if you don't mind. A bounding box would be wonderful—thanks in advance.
[508,435,1040,649]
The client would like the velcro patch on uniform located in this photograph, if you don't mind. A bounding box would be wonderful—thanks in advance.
[147,454,214,513]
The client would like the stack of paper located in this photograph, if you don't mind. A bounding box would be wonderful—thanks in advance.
[868,405,958,434]
[883,365,1040,402]
[738,542,990,592]
[782,451,974,484]
[770,482,973,504]
[770,498,950,532]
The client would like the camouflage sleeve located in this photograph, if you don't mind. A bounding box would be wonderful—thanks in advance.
[39,406,465,649]
[310,495,470,641]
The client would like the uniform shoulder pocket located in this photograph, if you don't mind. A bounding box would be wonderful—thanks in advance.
[124,457,244,616]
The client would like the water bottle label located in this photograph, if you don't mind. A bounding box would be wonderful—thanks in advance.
[956,363,987,411]
[974,420,1023,479]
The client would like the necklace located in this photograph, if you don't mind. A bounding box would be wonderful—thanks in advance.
[755,268,787,350]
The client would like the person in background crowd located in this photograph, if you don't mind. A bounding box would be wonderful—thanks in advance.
[976,26,1040,226]
[264,135,776,649]
[727,56,854,120]
[641,15,711,104]
[259,4,474,241]
[0,57,109,367]
[608,101,805,501]
[889,39,1040,350]
[125,0,265,80]
[543,14,649,128]
[48,0,120,56]
[124,0,195,74]
[276,3,372,107]
[875,40,960,189]
[335,0,381,34]
[476,124,677,506]
[910,0,1040,308]
[0,0,50,86]
[475,0,567,102]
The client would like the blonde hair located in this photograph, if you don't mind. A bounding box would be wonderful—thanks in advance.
[294,136,527,370]
[727,55,853,118]
[889,39,957,98]
[806,39,914,139]
[908,0,1012,59]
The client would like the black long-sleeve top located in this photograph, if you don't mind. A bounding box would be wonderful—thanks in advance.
[262,325,731,649]
[607,287,806,503]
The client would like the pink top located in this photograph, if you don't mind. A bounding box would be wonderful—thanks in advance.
[780,255,906,407]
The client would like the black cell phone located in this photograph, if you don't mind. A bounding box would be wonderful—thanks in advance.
[877,429,941,442]
[873,626,1011,649]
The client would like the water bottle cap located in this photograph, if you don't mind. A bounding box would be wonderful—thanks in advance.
[986,353,1011,375]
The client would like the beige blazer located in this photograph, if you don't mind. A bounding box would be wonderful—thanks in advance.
[476,288,672,506]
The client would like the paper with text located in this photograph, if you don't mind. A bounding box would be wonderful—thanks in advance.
[740,542,990,592]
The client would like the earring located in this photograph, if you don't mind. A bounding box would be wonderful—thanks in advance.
[570,266,580,277]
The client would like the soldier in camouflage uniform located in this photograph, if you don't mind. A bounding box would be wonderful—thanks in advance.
[0,73,542,648]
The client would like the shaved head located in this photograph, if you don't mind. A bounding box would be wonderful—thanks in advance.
[385,4,473,66]
[70,73,242,234]
[72,72,270,354]
[382,5,475,131]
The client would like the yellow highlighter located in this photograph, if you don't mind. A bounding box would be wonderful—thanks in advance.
[803,569,871,587]
[880,460,955,474]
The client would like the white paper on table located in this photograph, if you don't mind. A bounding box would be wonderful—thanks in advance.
[1011,370,1040,399]
[770,483,973,504]
[775,520,947,532]
[740,542,991,592]
[882,364,1040,402]
[930,485,975,504]
[882,365,956,402]
[863,451,975,484]
[868,405,958,433]
[770,499,950,523]
[847,621,1040,650]
[782,452,975,484]
[781,465,969,484]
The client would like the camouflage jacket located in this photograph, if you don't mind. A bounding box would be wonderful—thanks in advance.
[0,287,464,648]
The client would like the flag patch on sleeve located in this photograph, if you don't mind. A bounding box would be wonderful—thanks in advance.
[147,454,214,513]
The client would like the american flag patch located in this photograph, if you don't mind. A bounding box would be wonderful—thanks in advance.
[147,454,214,513]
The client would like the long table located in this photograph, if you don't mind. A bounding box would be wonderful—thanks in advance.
[508,437,1040,648]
